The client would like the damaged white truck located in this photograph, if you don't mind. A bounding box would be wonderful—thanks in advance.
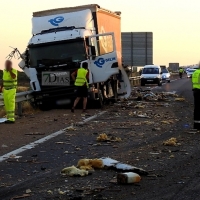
[18,4,131,109]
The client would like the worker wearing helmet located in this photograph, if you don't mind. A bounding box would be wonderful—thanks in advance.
[0,60,17,123]
[192,63,200,130]
[71,62,89,113]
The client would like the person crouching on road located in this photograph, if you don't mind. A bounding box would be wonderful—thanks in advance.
[192,63,200,130]
[0,60,18,123]
[71,62,89,113]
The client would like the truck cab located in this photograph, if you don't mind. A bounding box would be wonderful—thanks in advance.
[18,5,131,109]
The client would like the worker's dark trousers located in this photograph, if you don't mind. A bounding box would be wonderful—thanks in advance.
[193,89,200,129]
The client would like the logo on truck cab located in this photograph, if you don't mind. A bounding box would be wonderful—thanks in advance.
[94,57,116,68]
[48,16,64,26]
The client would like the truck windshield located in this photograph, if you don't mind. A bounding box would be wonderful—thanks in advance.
[142,68,159,74]
[29,41,86,67]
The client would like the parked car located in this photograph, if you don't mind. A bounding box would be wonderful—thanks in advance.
[162,68,171,83]
[187,68,196,78]
[141,65,162,86]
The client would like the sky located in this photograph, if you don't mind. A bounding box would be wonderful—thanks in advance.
[0,0,200,70]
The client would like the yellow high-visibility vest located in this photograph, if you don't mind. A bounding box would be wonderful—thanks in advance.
[3,69,18,89]
[179,69,184,73]
[192,69,200,89]
[75,68,88,88]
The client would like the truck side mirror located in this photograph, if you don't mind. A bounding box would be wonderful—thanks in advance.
[91,46,96,60]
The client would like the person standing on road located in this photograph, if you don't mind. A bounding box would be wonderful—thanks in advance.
[192,63,200,130]
[179,68,184,78]
[0,60,18,123]
[71,62,89,113]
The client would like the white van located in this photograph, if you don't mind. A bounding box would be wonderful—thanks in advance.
[141,65,162,86]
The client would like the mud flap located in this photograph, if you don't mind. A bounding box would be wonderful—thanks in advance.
[117,68,131,99]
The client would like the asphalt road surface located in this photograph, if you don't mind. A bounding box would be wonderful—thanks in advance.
[0,76,198,200]
[155,76,193,102]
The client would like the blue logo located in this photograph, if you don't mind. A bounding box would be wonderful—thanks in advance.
[94,57,116,68]
[48,16,64,26]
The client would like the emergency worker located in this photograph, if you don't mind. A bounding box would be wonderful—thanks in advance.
[192,63,200,129]
[0,60,17,123]
[71,62,89,113]
[179,68,184,78]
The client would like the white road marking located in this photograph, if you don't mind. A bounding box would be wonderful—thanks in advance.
[0,111,107,162]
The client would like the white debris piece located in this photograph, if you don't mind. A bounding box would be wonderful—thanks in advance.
[100,157,148,175]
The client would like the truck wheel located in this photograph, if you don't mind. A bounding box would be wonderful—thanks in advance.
[168,80,170,83]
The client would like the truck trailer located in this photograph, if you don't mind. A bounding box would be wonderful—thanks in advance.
[18,4,131,109]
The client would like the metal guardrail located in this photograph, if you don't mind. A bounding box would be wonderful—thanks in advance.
[0,91,33,116]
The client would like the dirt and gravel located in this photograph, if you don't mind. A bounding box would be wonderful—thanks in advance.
[0,88,197,200]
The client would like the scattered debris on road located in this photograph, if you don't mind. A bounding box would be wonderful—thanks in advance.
[163,137,180,146]
[61,166,89,177]
[77,158,104,170]
[97,133,122,142]
[25,189,32,194]
[100,157,148,175]
[175,98,185,101]
[117,172,141,184]
[10,194,31,200]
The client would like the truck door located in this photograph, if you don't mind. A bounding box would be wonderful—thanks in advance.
[87,33,119,83]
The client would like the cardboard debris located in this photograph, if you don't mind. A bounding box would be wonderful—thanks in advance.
[97,133,122,142]
[163,137,180,146]
[137,114,149,118]
[65,126,76,131]
[58,188,66,195]
[26,189,32,194]
[9,154,22,159]
[97,133,108,141]
[61,166,88,177]
[77,159,104,170]
[175,98,185,101]
[161,121,172,125]
[100,157,148,175]
[134,104,145,109]
[47,190,53,195]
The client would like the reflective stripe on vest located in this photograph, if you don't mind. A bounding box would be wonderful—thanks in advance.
[3,69,18,89]
[192,69,200,89]
[75,68,88,88]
